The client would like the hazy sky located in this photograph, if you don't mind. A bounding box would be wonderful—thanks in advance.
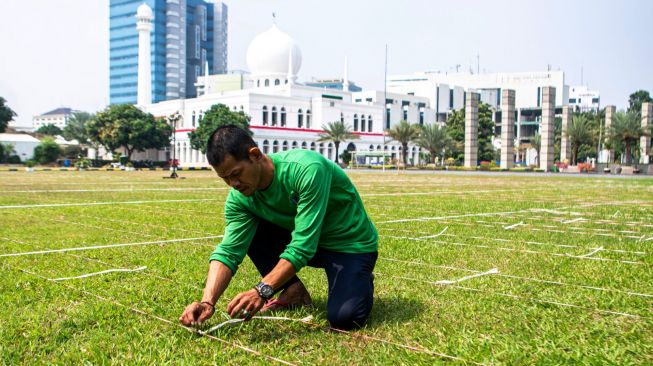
[1,0,651,127]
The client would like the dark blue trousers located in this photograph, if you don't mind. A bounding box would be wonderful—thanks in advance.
[247,219,377,330]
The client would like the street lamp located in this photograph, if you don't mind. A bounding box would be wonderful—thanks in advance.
[166,111,182,179]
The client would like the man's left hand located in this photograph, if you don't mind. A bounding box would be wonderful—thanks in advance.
[226,289,265,320]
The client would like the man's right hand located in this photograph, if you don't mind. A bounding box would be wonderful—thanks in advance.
[179,301,215,327]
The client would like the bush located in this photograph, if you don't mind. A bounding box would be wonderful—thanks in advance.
[33,138,62,164]
[63,145,83,159]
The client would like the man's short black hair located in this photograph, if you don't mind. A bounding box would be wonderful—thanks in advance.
[206,125,257,166]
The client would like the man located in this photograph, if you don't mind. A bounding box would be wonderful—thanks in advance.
[179,125,378,330]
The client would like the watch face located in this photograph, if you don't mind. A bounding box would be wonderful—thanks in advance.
[260,284,274,298]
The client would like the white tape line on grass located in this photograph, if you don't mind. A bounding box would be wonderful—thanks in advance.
[378,273,650,320]
[11,265,297,366]
[0,235,222,258]
[0,198,221,210]
[577,247,603,258]
[2,187,229,193]
[200,315,314,335]
[503,221,524,230]
[433,268,499,285]
[415,226,448,240]
[379,257,653,299]
[51,266,147,281]
[562,218,585,224]
[377,209,527,224]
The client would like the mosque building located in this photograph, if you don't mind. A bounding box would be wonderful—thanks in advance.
[140,19,432,167]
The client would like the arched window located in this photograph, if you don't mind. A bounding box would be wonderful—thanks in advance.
[274,79,280,86]
[262,106,268,125]
[353,114,358,131]
[198,110,203,122]
[257,80,260,87]
[327,143,333,160]
[192,111,196,127]
[265,79,270,87]
[282,141,289,151]
[301,141,307,149]
[273,140,279,153]
[361,115,366,132]
[271,106,277,126]
[306,110,311,129]
[403,107,408,121]
[297,109,303,128]
[232,105,236,111]
[262,140,270,154]
[368,115,373,132]
[377,145,381,150]
[240,105,244,111]
[292,141,298,149]
[369,144,374,151]
[340,112,344,123]
[310,142,316,151]
[280,107,286,127]
[319,143,325,156]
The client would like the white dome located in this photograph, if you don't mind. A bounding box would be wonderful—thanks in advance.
[136,3,153,19]
[246,25,302,78]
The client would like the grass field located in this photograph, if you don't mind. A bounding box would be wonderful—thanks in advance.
[1,170,652,365]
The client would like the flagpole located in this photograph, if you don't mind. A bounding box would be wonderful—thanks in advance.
[383,44,388,173]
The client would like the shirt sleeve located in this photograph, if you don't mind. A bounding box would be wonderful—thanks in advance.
[209,192,258,274]
[279,162,332,271]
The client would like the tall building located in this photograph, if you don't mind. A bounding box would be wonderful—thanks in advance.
[109,0,228,105]
[568,85,600,112]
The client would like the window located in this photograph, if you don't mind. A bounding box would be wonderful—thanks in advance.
[271,106,277,126]
[273,140,279,153]
[368,115,373,132]
[310,142,316,151]
[280,107,286,127]
[257,80,260,87]
[355,98,362,102]
[592,97,599,104]
[192,111,196,127]
[306,110,311,128]
[262,140,269,154]
[301,141,307,149]
[292,141,298,149]
[569,98,577,103]
[354,114,358,131]
[282,141,288,151]
[419,109,424,125]
[386,108,391,129]
[265,79,270,87]
[449,90,454,108]
[297,109,303,128]
[361,115,366,132]
[262,106,268,125]
[340,112,344,123]
[366,98,373,102]
[403,108,408,121]
[274,79,280,86]
[319,143,325,155]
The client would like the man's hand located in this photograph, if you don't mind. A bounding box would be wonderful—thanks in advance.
[227,289,265,320]
[179,301,215,326]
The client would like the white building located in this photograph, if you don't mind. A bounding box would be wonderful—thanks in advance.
[568,85,600,112]
[32,108,74,130]
[0,133,41,161]
[143,24,428,167]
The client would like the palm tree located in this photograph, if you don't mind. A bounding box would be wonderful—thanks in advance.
[529,134,541,165]
[608,110,651,165]
[415,123,451,164]
[565,115,594,165]
[386,120,420,165]
[317,121,359,163]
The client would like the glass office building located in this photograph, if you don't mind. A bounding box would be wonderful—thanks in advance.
[109,0,227,104]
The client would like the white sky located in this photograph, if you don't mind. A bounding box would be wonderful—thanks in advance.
[1,0,651,127]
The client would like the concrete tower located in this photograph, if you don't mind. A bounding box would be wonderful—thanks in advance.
[136,3,153,106]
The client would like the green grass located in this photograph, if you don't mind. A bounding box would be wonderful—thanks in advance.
[1,170,652,365]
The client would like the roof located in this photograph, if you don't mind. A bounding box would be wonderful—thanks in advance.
[0,133,41,143]
[40,107,73,116]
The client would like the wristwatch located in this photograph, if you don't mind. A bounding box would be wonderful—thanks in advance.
[254,281,274,300]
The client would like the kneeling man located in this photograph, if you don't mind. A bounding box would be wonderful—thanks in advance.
[179,125,378,330]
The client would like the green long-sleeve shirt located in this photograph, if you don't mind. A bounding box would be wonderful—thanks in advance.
[209,149,378,274]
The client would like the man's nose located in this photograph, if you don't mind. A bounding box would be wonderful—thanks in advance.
[229,177,240,188]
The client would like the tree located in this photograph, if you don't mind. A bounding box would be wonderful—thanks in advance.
[63,111,94,145]
[36,123,63,136]
[386,120,420,165]
[477,103,495,162]
[0,97,17,133]
[608,110,651,165]
[86,104,172,161]
[189,104,251,153]
[530,134,541,165]
[0,142,16,163]
[627,90,652,116]
[317,121,359,163]
[33,137,62,164]
[415,123,451,164]
[445,108,465,162]
[565,115,594,165]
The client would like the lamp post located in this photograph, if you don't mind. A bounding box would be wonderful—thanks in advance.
[166,112,181,179]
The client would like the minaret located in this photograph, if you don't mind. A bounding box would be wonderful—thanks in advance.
[343,56,350,92]
[136,3,153,106]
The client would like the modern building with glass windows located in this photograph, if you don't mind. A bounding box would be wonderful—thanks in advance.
[109,0,227,105]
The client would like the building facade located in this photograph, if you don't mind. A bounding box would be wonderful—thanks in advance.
[568,85,600,112]
[109,0,228,105]
[32,108,74,130]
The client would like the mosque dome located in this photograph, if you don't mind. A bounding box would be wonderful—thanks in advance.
[246,25,302,79]
[136,3,153,19]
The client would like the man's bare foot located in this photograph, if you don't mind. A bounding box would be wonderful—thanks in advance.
[262,281,312,312]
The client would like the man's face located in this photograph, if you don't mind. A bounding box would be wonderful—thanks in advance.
[214,153,262,197]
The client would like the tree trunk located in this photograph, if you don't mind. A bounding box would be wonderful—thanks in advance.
[572,145,578,166]
[402,143,408,165]
[625,143,632,165]
[334,141,340,163]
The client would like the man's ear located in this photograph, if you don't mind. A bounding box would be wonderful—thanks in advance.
[248,147,263,162]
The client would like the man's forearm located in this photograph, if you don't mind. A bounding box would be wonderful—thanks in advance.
[202,260,234,305]
[261,259,297,291]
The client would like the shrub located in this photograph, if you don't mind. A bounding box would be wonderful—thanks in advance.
[33,138,62,164]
